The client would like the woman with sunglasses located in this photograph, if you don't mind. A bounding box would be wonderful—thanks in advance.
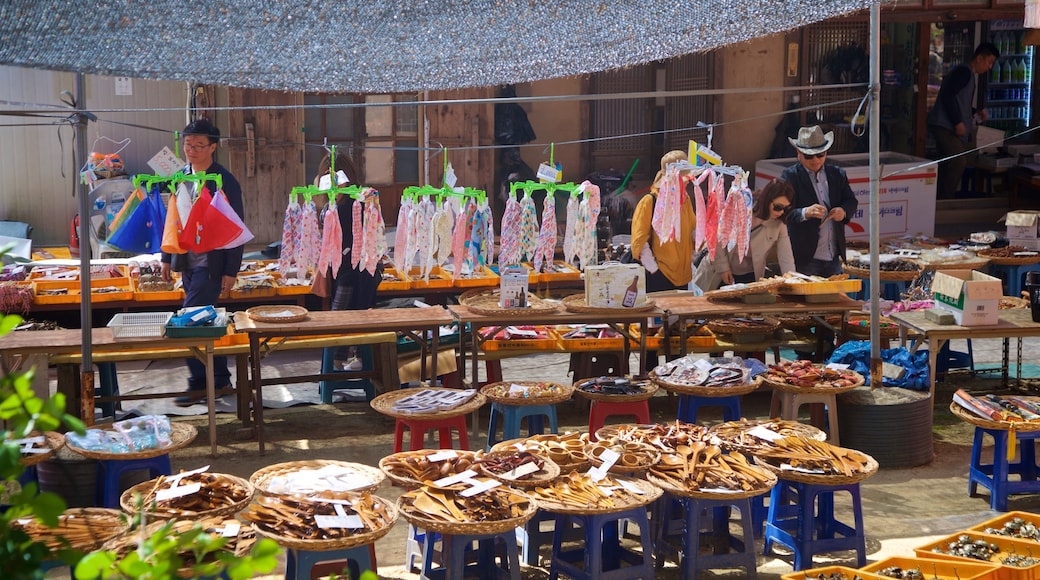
[694,179,796,291]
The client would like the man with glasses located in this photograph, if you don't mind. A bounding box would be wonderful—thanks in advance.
[161,118,244,406]
[782,125,858,277]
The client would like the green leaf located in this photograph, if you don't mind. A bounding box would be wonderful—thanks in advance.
[28,490,66,526]
[75,551,117,579]
[0,314,22,335]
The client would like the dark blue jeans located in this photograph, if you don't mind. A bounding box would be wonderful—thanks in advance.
[183,267,231,390]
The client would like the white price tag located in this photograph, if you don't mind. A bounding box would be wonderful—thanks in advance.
[148,147,185,177]
[220,520,241,537]
[433,469,479,488]
[597,449,621,472]
[165,465,210,487]
[427,450,459,462]
[746,425,784,442]
[616,479,646,495]
[314,514,364,529]
[508,383,530,395]
[536,162,560,183]
[587,465,608,482]
[335,170,350,185]
[825,363,850,371]
[318,174,332,190]
[459,478,501,497]
[693,359,714,371]
[444,162,458,189]
[503,461,540,479]
[155,482,202,501]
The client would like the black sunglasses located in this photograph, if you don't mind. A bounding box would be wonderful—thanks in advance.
[771,203,792,213]
[802,152,827,159]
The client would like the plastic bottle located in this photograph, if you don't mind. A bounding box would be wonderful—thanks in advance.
[1003,59,1014,83]
[993,60,1002,83]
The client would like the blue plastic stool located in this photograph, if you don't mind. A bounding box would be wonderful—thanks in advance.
[485,402,558,450]
[421,529,521,580]
[96,455,172,508]
[988,263,1040,297]
[968,426,1040,511]
[549,506,654,580]
[935,340,975,376]
[285,544,372,580]
[659,494,760,579]
[319,345,377,403]
[763,479,866,571]
[677,394,741,424]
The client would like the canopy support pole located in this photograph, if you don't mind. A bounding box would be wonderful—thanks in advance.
[74,72,95,423]
[869,4,882,384]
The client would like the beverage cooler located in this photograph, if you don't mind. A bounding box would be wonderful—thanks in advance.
[985,20,1034,133]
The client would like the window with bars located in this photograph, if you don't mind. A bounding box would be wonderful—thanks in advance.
[800,20,870,154]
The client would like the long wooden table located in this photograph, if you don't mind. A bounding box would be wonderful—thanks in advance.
[651,292,864,358]
[0,329,218,454]
[233,307,455,453]
[890,309,1040,396]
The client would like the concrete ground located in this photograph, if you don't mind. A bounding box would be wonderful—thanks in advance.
[37,335,1040,579]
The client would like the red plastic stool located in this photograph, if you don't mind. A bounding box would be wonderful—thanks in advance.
[393,415,470,452]
[588,400,650,441]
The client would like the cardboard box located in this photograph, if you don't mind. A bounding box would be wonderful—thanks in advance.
[1008,237,1040,251]
[498,266,530,308]
[584,263,646,308]
[932,270,1002,326]
[1003,210,1040,239]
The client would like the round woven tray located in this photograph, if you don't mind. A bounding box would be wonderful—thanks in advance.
[379,450,479,488]
[245,304,310,323]
[708,419,828,449]
[650,371,762,398]
[397,487,536,536]
[646,467,776,500]
[593,422,709,452]
[1001,296,1030,310]
[458,288,560,317]
[370,387,486,421]
[480,381,574,406]
[754,452,879,485]
[585,441,661,474]
[844,263,921,282]
[704,278,785,302]
[250,494,398,551]
[15,507,128,552]
[477,450,561,487]
[18,431,66,467]
[949,401,1040,432]
[560,293,655,314]
[776,315,816,330]
[66,421,197,461]
[250,460,385,496]
[759,368,865,395]
[977,250,1040,266]
[531,474,662,515]
[706,317,781,336]
[120,472,254,520]
[490,435,591,472]
[572,378,658,403]
[844,315,900,339]
[916,258,990,271]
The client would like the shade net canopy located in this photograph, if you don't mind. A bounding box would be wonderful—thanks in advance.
[0,0,880,93]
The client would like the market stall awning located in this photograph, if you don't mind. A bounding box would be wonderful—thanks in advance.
[0,0,880,93]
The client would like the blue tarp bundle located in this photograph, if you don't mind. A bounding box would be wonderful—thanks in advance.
[827,340,929,390]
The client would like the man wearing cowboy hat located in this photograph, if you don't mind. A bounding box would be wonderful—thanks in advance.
[782,125,858,277]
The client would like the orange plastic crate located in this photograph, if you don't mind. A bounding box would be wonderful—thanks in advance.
[862,555,1001,580]
[555,325,625,352]
[34,277,133,304]
[378,267,411,291]
[132,277,185,302]
[781,566,879,580]
[969,512,1040,548]
[272,272,313,296]
[914,531,1040,580]
[481,326,560,352]
[409,266,453,289]
[450,266,500,288]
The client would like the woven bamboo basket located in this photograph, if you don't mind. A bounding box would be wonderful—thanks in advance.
[370,388,486,421]
[572,378,658,403]
[397,487,536,536]
[458,288,560,316]
[650,371,762,398]
[245,304,309,323]
[120,472,254,520]
[14,507,128,552]
[480,381,574,406]
[916,257,990,271]
[593,422,709,452]
[759,368,865,395]
[844,263,922,282]
[977,249,1040,266]
[645,465,776,499]
[706,317,781,336]
[949,401,1040,432]
[531,474,661,515]
[560,293,655,314]
[18,431,66,467]
[704,278,785,302]
[100,517,258,577]
[379,450,479,488]
[66,422,197,461]
[477,449,560,487]
[1001,296,1030,310]
[708,419,827,452]
[250,460,385,496]
[844,314,900,339]
[585,441,661,474]
[490,434,591,472]
[776,315,816,330]
[754,451,879,485]
[247,494,398,551]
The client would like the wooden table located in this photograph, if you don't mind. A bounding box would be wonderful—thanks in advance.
[651,293,863,358]
[890,309,1040,396]
[448,304,658,386]
[233,307,455,453]
[0,329,218,454]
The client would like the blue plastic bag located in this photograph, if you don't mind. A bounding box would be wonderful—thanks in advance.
[827,340,929,390]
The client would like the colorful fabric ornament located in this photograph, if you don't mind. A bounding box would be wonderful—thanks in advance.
[161,186,185,254]
[432,200,454,266]
[498,191,522,266]
[518,192,538,261]
[316,201,342,278]
[563,194,579,265]
[705,170,724,261]
[393,198,413,280]
[296,200,321,277]
[361,188,386,276]
[207,188,253,249]
[533,190,556,272]
[177,186,214,252]
[278,195,300,277]
[692,169,710,251]
[652,168,682,244]
[107,184,166,254]
[350,198,363,270]
[451,200,475,280]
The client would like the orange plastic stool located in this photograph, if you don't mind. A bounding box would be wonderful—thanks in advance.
[393,415,470,452]
[588,400,651,441]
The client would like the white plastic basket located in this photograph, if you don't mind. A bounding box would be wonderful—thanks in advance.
[107,312,173,339]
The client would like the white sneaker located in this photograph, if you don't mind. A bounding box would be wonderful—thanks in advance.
[339,358,363,371]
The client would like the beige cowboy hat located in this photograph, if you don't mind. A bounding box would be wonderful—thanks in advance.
[788,125,834,155]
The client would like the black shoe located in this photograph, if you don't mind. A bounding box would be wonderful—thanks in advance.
[173,391,205,407]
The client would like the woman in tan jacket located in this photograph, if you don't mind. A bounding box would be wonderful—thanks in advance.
[630,150,696,292]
